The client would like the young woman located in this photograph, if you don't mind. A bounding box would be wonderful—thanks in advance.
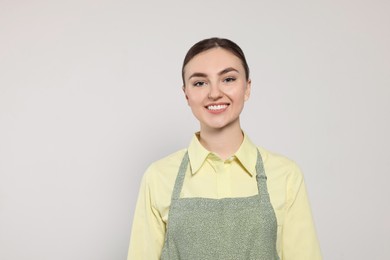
[128,38,322,260]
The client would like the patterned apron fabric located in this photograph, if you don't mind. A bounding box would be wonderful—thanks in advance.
[160,150,280,260]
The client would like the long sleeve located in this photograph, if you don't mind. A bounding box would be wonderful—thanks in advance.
[127,168,166,260]
[282,164,322,260]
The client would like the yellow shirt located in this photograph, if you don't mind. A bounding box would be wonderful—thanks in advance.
[128,133,322,260]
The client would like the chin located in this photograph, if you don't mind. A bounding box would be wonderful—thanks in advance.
[202,120,237,131]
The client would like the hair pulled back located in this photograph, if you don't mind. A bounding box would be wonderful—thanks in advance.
[182,37,250,86]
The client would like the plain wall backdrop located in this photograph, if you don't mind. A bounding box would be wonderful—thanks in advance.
[1,0,389,259]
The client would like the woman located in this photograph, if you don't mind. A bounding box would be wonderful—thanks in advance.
[128,38,322,260]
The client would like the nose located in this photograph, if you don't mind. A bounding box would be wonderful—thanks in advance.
[208,83,223,100]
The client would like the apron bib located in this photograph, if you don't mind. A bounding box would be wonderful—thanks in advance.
[161,150,279,260]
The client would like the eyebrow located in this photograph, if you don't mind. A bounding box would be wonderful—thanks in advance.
[188,67,239,80]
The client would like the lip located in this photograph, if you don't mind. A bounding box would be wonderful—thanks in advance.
[205,103,230,114]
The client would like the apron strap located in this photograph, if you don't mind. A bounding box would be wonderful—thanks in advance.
[171,151,189,201]
[255,149,271,199]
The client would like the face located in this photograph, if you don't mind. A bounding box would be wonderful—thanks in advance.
[183,48,251,131]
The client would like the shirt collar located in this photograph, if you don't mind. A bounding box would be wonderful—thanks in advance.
[234,133,258,177]
[187,132,258,176]
[187,132,210,175]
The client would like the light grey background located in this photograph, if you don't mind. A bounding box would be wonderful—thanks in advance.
[1,0,389,259]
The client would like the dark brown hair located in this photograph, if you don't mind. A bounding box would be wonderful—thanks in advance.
[182,37,250,86]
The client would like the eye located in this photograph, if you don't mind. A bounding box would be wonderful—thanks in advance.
[193,81,207,87]
[224,77,236,83]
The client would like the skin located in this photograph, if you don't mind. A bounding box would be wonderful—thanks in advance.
[183,47,251,160]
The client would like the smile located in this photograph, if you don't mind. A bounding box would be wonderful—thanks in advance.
[206,104,229,111]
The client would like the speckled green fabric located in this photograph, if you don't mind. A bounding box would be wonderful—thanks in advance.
[160,150,280,260]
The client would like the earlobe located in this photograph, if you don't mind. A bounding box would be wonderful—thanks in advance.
[244,79,251,101]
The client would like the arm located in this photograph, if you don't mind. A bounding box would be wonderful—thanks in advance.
[127,168,166,260]
[282,164,322,260]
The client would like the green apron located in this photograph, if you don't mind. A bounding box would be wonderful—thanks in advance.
[161,150,280,260]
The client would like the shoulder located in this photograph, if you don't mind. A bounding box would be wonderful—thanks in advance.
[257,146,304,186]
[143,148,187,185]
[257,146,305,206]
[258,146,301,171]
[137,149,187,217]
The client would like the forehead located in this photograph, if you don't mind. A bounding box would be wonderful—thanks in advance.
[184,48,244,76]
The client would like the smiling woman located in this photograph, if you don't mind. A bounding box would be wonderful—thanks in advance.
[183,48,251,150]
[128,38,322,260]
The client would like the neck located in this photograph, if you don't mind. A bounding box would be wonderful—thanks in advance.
[199,121,244,160]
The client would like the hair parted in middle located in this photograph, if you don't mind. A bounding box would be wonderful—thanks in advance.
[181,37,250,86]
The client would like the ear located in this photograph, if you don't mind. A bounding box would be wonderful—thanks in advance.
[182,86,190,104]
[244,79,251,101]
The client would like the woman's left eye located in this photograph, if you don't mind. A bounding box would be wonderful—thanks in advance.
[224,77,236,83]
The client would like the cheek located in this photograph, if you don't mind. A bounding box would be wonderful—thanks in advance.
[186,90,204,104]
[229,88,247,102]
[185,94,198,108]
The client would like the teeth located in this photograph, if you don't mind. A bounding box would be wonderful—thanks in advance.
[207,105,228,110]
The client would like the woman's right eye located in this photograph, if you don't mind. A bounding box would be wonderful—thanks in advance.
[193,81,206,87]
